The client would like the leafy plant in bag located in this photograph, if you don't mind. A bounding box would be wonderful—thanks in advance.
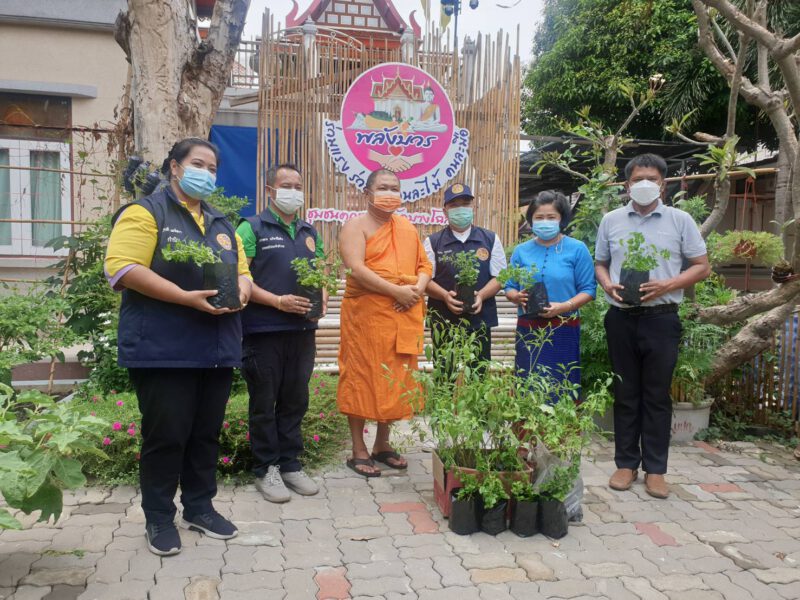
[290,253,342,320]
[205,188,250,225]
[162,240,240,309]
[619,232,669,305]
[497,264,548,317]
[440,250,481,314]
[511,480,539,502]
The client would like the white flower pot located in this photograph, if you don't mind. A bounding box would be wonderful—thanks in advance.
[671,398,714,443]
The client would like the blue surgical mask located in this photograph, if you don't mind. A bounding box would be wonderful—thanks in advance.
[178,165,216,200]
[448,206,474,229]
[532,219,560,241]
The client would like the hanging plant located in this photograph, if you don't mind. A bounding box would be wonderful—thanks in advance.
[707,231,785,267]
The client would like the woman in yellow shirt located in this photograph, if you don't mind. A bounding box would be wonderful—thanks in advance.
[105,137,251,556]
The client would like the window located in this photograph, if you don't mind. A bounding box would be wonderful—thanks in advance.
[0,139,71,256]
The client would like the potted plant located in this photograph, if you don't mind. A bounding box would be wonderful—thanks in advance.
[707,230,785,267]
[509,480,540,537]
[162,240,240,309]
[497,264,548,317]
[619,232,670,306]
[440,251,481,315]
[290,254,342,320]
[449,474,481,535]
[537,461,578,539]
[478,472,509,535]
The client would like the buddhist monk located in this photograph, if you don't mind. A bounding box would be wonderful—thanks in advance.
[337,169,433,477]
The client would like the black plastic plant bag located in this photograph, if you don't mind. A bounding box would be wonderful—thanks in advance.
[619,268,649,306]
[510,499,539,537]
[539,498,568,539]
[203,263,240,309]
[449,490,480,535]
[480,499,508,535]
[297,284,324,320]
[455,282,477,315]
[524,282,549,317]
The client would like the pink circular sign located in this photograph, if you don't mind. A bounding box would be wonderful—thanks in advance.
[324,62,469,202]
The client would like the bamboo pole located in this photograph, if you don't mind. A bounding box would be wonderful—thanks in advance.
[0,164,115,178]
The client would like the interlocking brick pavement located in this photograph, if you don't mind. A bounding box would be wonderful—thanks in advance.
[2,433,800,599]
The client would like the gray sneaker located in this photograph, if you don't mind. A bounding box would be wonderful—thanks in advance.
[281,470,320,496]
[255,465,291,503]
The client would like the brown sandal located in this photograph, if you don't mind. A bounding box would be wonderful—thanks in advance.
[346,457,381,478]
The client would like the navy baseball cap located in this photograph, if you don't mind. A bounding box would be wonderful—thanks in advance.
[443,183,474,205]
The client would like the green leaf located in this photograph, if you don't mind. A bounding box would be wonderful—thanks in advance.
[0,507,22,530]
[20,480,63,523]
[46,431,82,453]
[53,457,86,489]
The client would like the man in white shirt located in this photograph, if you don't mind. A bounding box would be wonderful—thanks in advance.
[424,183,507,366]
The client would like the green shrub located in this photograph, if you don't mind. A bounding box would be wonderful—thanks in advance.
[439,251,480,286]
[73,373,348,484]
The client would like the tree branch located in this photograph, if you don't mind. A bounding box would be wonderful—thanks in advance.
[697,278,800,325]
[711,17,737,60]
[725,31,748,137]
[699,177,730,238]
[701,0,781,54]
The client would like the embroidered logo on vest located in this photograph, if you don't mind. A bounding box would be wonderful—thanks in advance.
[216,233,232,250]
[475,247,490,261]
[305,236,316,253]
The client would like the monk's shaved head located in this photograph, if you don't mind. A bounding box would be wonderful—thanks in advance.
[365,169,399,192]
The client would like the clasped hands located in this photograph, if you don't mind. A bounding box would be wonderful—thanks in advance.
[392,283,425,313]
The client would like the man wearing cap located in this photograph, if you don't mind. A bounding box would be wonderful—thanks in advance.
[424,183,507,366]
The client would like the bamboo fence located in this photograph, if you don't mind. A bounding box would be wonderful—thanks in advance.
[257,10,521,252]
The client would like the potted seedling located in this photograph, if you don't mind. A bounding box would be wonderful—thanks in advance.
[509,480,540,537]
[497,264,548,317]
[162,240,240,309]
[290,253,342,320]
[537,461,578,539]
[478,472,509,535]
[449,473,481,535]
[440,250,481,315]
[619,232,670,306]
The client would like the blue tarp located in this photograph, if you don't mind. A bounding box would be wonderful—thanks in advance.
[209,125,258,217]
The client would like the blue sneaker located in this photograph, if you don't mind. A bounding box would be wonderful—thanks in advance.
[180,510,238,540]
[145,522,181,556]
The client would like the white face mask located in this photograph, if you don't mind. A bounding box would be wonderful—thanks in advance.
[629,180,661,206]
[272,188,304,214]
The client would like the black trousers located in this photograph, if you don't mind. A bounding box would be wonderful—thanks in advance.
[242,330,316,477]
[129,367,232,525]
[604,308,681,474]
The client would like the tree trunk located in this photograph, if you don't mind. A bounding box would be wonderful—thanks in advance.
[705,302,795,384]
[772,146,793,249]
[700,177,730,238]
[115,0,250,163]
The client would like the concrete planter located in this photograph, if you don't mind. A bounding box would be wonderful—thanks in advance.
[671,398,714,443]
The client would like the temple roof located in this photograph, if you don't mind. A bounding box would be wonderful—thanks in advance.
[286,0,421,37]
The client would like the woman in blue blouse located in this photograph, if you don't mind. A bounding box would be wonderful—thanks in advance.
[505,191,596,389]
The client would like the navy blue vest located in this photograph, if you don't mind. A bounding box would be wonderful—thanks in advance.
[427,226,498,328]
[116,187,242,368]
[241,210,319,335]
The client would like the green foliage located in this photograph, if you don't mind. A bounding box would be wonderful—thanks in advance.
[72,373,348,484]
[620,232,670,271]
[478,472,509,509]
[695,136,757,184]
[0,288,78,374]
[44,216,129,394]
[497,264,538,290]
[290,254,343,295]
[510,479,539,502]
[538,461,580,502]
[0,384,108,529]
[675,194,711,225]
[455,472,480,501]
[570,172,625,252]
[696,406,799,449]
[707,230,786,267]
[523,0,763,147]
[440,251,480,287]
[579,291,613,387]
[162,239,221,267]
[206,188,250,224]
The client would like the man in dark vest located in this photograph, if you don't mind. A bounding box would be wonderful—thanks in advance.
[424,183,507,366]
[236,163,326,503]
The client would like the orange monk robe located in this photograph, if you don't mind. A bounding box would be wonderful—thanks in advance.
[337,215,433,422]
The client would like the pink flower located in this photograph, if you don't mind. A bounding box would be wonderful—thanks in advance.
[221,456,231,464]
[364,428,369,434]
[116,400,124,407]
[127,428,136,436]
[112,422,122,431]
[245,431,250,441]
[313,435,320,442]
[319,382,326,388]
[102,437,111,446]
[92,395,99,403]
[90,411,96,416]
[319,412,325,419]
[223,421,230,429]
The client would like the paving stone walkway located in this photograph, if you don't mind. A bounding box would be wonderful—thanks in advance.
[2,437,800,600]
